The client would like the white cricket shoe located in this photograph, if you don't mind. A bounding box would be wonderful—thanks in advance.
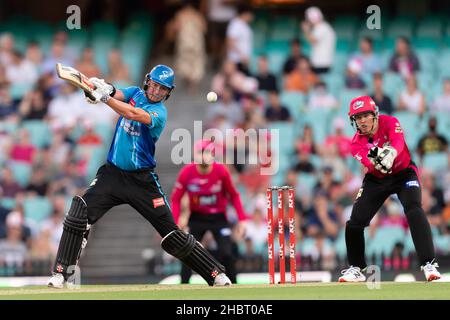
[421,260,441,282]
[213,273,232,286]
[47,273,65,289]
[338,266,366,282]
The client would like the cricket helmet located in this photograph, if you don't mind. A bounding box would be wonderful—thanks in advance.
[144,65,176,90]
[348,96,380,134]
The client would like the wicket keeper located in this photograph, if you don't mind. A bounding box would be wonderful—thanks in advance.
[171,140,247,284]
[48,65,232,288]
[339,95,441,282]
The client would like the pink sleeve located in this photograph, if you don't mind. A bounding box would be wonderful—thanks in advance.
[170,167,188,224]
[221,165,247,221]
[351,140,375,171]
[387,117,405,154]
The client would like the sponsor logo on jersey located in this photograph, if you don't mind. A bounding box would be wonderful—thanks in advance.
[199,194,218,206]
[187,184,200,192]
[210,181,222,193]
[120,118,141,136]
[406,180,419,188]
[354,153,362,161]
[151,111,158,117]
[130,98,136,107]
[153,197,165,208]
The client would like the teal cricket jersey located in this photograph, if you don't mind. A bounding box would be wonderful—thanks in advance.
[107,86,167,171]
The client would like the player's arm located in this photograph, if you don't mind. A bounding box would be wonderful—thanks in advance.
[351,141,375,171]
[104,97,151,125]
[221,165,247,221]
[386,117,405,155]
[170,168,188,225]
[90,81,152,125]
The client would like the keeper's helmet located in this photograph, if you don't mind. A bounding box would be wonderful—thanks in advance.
[143,65,176,100]
[348,95,379,132]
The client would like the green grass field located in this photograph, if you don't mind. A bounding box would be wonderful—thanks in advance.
[0,282,449,300]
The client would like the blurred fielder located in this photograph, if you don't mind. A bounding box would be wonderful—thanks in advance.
[171,140,247,284]
[339,95,441,282]
[48,65,232,288]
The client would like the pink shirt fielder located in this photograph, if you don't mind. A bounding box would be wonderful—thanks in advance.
[171,163,247,224]
[351,114,413,178]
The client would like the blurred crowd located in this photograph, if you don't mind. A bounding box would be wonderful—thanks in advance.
[162,2,450,274]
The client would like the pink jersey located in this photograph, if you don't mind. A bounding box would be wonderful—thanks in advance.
[170,163,247,224]
[351,114,412,179]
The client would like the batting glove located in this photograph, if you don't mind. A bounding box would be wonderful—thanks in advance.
[84,90,101,104]
[90,77,116,97]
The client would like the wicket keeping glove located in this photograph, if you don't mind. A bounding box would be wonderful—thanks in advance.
[367,145,397,174]
[376,145,397,173]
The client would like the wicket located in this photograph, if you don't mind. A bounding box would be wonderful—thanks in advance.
[266,186,297,284]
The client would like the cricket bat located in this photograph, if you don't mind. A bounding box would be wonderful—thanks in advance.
[55,63,97,100]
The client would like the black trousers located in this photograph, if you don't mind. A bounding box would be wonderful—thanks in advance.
[346,165,435,268]
[83,162,177,238]
[180,212,237,283]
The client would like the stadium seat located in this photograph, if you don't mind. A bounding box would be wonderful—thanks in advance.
[86,146,108,180]
[279,91,306,123]
[309,154,322,170]
[383,72,404,101]
[422,152,448,174]
[94,123,114,142]
[32,22,54,55]
[413,38,439,50]
[302,109,330,144]
[330,52,349,75]
[23,196,53,224]
[268,122,295,156]
[366,225,406,257]
[416,49,437,74]
[332,15,359,41]
[66,29,90,57]
[334,229,347,260]
[265,41,289,75]
[296,172,317,198]
[0,121,18,134]
[269,16,298,41]
[10,83,32,100]
[386,16,414,39]
[434,234,450,255]
[415,17,444,39]
[436,49,450,78]
[9,162,32,187]
[21,120,52,148]
[0,197,16,210]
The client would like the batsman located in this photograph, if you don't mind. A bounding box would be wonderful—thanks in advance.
[339,96,441,282]
[48,65,232,288]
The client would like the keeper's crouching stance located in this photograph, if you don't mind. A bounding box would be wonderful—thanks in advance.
[339,96,441,283]
[48,64,231,288]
